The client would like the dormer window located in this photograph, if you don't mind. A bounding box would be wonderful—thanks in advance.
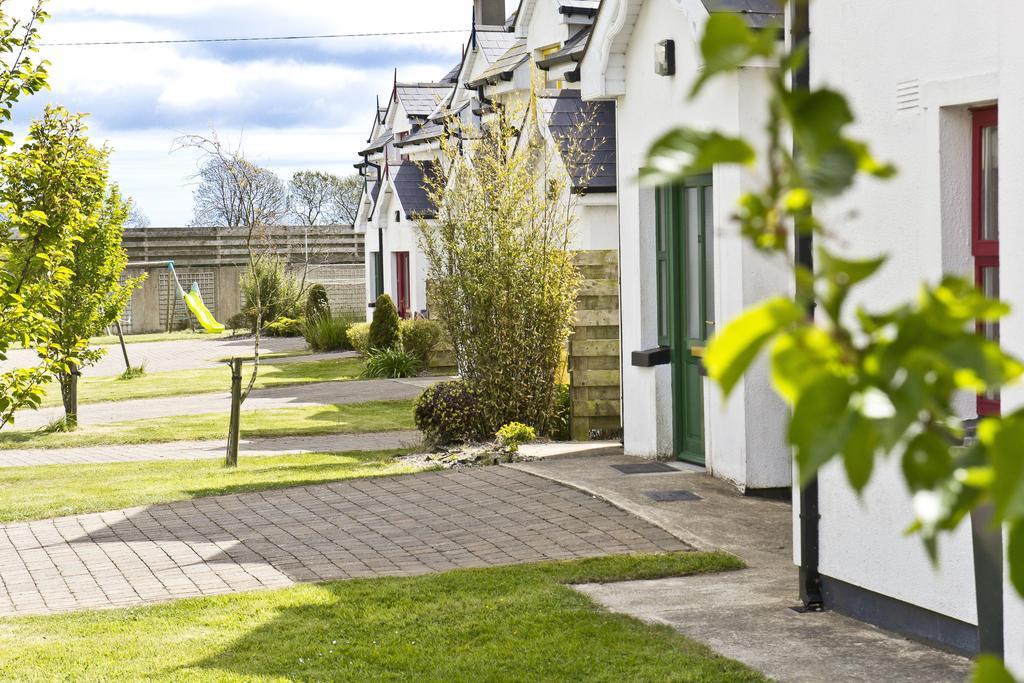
[395,210,402,223]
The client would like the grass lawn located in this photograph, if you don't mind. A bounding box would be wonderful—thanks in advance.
[0,553,763,682]
[0,399,416,450]
[37,356,366,408]
[0,449,418,523]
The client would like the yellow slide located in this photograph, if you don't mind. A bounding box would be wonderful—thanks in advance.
[183,283,225,334]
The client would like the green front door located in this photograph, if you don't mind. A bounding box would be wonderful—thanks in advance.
[656,177,714,465]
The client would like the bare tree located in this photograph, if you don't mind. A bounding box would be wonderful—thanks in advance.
[124,199,150,229]
[188,151,287,228]
[174,130,308,466]
[288,171,362,226]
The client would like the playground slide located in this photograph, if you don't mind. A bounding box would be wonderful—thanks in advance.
[183,283,225,334]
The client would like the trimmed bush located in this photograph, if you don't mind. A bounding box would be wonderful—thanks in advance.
[496,421,537,452]
[414,380,487,446]
[305,284,331,322]
[226,312,250,333]
[347,322,371,354]
[304,314,352,352]
[400,318,442,365]
[363,347,422,379]
[368,293,401,351]
[265,317,304,337]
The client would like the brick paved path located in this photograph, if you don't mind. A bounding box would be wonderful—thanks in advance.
[0,467,688,615]
[13,376,441,432]
[0,431,421,467]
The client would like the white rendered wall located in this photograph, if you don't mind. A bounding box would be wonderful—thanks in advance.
[610,0,790,488]
[999,0,1024,670]
[808,0,1004,625]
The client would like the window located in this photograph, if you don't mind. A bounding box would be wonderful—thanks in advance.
[371,251,384,300]
[394,210,402,223]
[973,106,999,416]
[655,187,671,346]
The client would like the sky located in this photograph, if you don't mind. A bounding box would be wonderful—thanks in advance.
[16,1,472,226]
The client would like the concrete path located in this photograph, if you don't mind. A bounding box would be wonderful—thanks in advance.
[0,467,687,616]
[0,431,422,467]
[509,454,972,683]
[11,376,441,432]
[0,336,314,378]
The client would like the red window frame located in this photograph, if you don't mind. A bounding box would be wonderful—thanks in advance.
[394,251,410,319]
[972,106,999,416]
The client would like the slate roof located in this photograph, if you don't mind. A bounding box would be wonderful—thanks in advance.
[543,91,616,193]
[441,61,462,84]
[394,120,445,148]
[392,162,440,218]
[537,26,591,67]
[475,29,519,64]
[701,0,783,28]
[395,83,452,118]
[467,38,528,87]
[360,127,393,155]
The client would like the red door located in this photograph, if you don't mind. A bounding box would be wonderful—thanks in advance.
[972,107,999,416]
[394,252,410,319]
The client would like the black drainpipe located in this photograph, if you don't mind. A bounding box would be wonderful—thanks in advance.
[791,0,823,610]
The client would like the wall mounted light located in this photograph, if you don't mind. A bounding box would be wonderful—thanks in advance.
[655,39,675,77]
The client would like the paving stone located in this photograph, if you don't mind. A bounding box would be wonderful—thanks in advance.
[0,468,690,615]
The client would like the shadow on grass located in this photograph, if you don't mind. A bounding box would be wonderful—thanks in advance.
[182,555,758,682]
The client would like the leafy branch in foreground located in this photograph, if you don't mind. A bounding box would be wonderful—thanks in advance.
[644,10,1020,678]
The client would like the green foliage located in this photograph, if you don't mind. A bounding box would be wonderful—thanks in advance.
[304,314,353,352]
[368,294,401,351]
[414,380,486,446]
[264,317,303,338]
[496,422,537,453]
[549,383,571,441]
[400,318,442,365]
[347,322,371,354]
[417,89,582,436]
[363,347,422,379]
[239,257,302,331]
[644,12,1024,679]
[117,364,146,382]
[226,313,250,333]
[304,284,330,322]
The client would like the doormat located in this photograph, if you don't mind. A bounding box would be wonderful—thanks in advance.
[643,490,702,502]
[611,463,677,475]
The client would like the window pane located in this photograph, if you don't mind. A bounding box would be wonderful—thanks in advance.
[982,125,999,241]
[703,186,715,336]
[982,265,1000,403]
[685,187,701,339]
[657,259,668,341]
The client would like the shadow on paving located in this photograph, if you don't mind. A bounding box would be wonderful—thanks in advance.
[0,468,690,614]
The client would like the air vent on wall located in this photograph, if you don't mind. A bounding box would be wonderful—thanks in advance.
[896,79,920,111]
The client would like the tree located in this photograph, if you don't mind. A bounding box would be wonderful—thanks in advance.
[187,150,286,228]
[642,8,1019,679]
[416,87,588,436]
[51,177,142,427]
[123,200,150,228]
[288,171,361,227]
[175,131,310,465]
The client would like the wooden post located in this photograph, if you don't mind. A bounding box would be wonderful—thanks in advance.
[67,362,79,429]
[226,358,242,467]
[115,321,131,371]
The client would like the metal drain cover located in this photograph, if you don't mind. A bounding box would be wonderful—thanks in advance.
[611,463,677,475]
[643,490,702,502]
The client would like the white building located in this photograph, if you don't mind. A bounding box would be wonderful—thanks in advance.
[580,0,791,492]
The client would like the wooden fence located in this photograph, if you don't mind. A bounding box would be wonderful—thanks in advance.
[569,250,621,441]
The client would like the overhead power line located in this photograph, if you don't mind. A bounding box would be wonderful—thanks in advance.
[43,28,466,47]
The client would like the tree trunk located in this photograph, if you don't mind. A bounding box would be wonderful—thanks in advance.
[61,363,79,430]
[225,358,242,467]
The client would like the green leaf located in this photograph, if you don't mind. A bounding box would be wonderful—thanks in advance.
[789,374,855,484]
[843,413,878,492]
[642,128,755,185]
[973,655,1016,683]
[817,248,886,321]
[901,432,955,492]
[691,13,776,97]
[705,297,804,397]
[981,413,1024,522]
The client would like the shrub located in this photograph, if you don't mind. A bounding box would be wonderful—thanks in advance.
[305,284,331,322]
[548,383,571,440]
[414,380,487,446]
[240,257,302,330]
[496,421,537,452]
[363,347,422,379]
[265,316,303,337]
[226,312,251,333]
[400,318,442,365]
[347,322,371,354]
[118,363,146,381]
[304,314,353,352]
[368,293,401,351]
